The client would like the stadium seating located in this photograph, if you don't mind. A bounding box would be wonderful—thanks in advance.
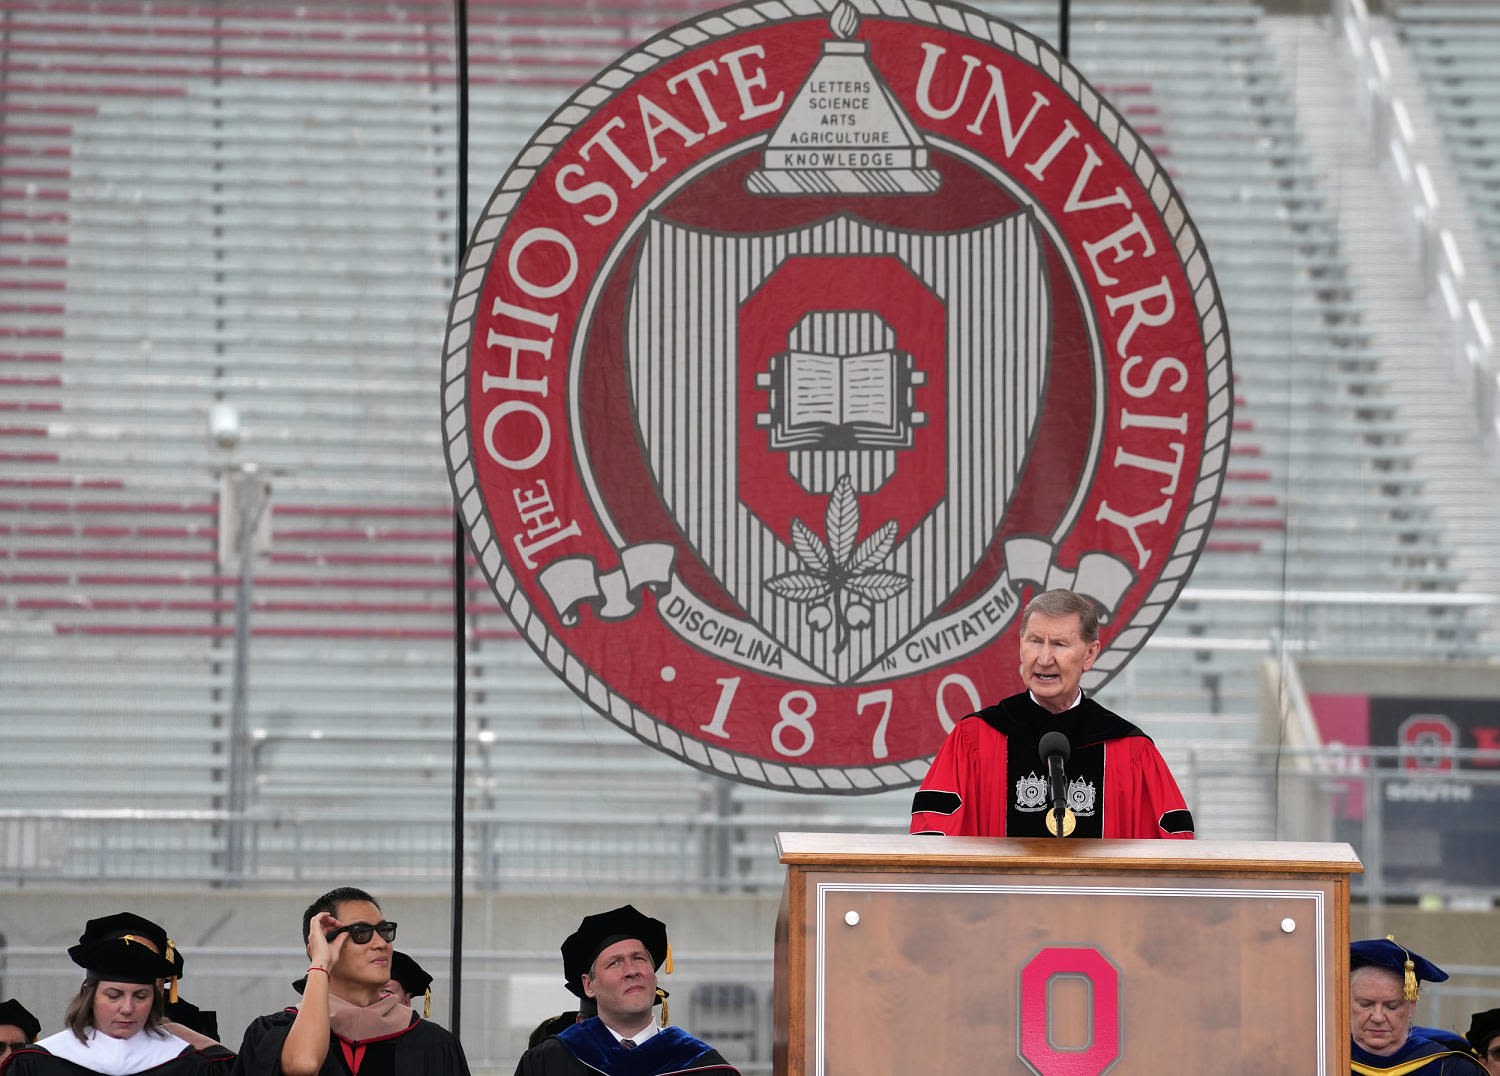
[0,0,1488,881]
[1396,2,1500,275]
[9,4,1500,1071]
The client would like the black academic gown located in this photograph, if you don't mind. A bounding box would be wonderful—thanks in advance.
[0,1044,233,1075]
[164,1000,220,1043]
[513,1018,735,1076]
[231,1009,469,1076]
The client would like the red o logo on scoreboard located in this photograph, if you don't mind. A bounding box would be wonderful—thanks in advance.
[442,0,1230,790]
[1398,713,1459,772]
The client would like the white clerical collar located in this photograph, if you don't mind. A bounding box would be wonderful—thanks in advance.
[37,1026,188,1075]
[605,1018,659,1047]
[1029,690,1083,711]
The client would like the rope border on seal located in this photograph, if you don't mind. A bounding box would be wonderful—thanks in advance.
[440,0,1233,792]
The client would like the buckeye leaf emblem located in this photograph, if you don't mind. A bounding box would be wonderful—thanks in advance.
[765,474,913,652]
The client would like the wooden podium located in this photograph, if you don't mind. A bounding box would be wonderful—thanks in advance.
[773,833,1361,1075]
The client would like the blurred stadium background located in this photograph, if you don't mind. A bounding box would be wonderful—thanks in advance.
[2,0,1499,1071]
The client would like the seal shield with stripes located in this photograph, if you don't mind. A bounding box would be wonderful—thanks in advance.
[628,211,1049,683]
[441,0,1230,791]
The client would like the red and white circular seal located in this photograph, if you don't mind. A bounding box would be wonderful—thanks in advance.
[442,0,1230,792]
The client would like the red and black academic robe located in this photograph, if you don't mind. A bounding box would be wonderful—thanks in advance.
[513,1018,736,1076]
[230,1009,469,1076]
[0,1044,233,1075]
[909,691,1194,839]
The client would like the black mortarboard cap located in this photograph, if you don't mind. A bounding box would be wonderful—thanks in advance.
[68,912,180,987]
[560,905,669,999]
[0,998,41,1042]
[390,952,433,999]
[1467,1008,1500,1055]
[69,912,184,983]
[390,951,434,1018]
[1351,937,1448,1000]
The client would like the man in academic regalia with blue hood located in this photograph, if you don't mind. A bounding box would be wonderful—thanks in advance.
[512,905,736,1076]
[1350,938,1486,1075]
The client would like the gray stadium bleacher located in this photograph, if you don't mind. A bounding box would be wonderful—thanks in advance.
[1397,1,1500,278]
[0,0,1491,879]
[6,3,1500,1072]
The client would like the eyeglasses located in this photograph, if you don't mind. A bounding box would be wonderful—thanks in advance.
[1,1041,27,1057]
[325,920,397,945]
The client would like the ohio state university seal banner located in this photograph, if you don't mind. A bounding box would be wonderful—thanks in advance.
[441,0,1231,792]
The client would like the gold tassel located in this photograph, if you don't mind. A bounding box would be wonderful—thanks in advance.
[166,939,179,1003]
[423,989,431,1020]
[120,933,178,1001]
[659,941,673,1025]
[1386,935,1419,1001]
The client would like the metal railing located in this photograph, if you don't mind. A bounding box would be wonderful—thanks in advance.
[1185,742,1500,909]
[1172,588,1500,659]
[0,806,903,893]
[6,740,1500,905]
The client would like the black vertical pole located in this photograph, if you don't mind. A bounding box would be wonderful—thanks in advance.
[1060,0,1071,60]
[449,0,471,1042]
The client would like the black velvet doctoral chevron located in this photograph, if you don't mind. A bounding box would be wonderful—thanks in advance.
[979,692,1148,839]
[910,789,962,817]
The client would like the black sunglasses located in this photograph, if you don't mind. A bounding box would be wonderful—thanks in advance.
[325,920,397,945]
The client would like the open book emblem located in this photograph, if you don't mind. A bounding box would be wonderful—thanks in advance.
[443,0,1232,789]
[627,211,1050,683]
[758,310,926,466]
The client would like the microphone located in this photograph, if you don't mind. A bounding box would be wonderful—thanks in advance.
[1038,731,1071,837]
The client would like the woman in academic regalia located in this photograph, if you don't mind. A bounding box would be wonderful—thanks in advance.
[0,913,233,1075]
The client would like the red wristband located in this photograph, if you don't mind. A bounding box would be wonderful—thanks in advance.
[306,966,328,975]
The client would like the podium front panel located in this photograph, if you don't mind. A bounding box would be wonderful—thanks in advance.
[792,870,1337,1075]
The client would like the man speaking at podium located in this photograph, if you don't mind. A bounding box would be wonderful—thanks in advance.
[909,588,1195,839]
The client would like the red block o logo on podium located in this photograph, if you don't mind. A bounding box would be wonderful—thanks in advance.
[1018,946,1121,1076]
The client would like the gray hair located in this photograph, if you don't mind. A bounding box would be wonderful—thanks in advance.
[1351,964,1415,998]
[1020,589,1099,643]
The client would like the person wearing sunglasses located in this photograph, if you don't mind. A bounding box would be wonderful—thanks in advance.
[229,887,470,1076]
[289,950,436,1023]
